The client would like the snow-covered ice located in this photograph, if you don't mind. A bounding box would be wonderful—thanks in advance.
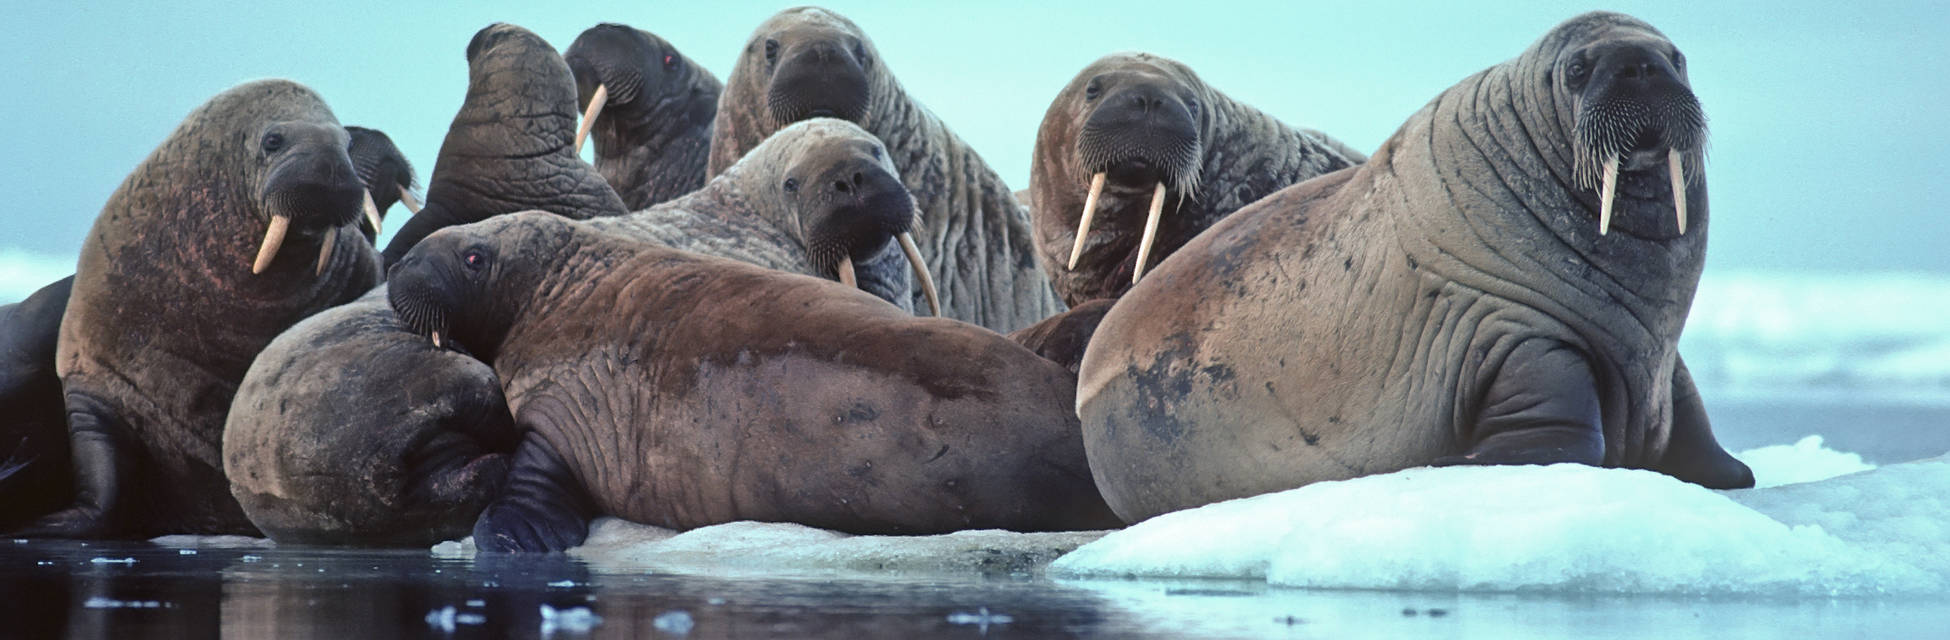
[566,519,1102,577]
[1736,435,1876,488]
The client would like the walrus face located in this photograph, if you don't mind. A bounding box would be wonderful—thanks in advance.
[747,11,876,127]
[345,126,420,242]
[564,24,703,154]
[250,121,363,275]
[387,232,495,356]
[1556,26,1706,236]
[780,133,938,314]
[1064,55,1208,282]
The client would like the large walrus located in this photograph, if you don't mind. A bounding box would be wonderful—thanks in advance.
[1030,52,1364,306]
[710,6,1062,333]
[388,213,1120,552]
[379,23,627,267]
[1076,12,1753,523]
[564,23,722,210]
[10,79,380,537]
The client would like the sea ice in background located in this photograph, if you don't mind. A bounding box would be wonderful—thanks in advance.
[1736,435,1876,488]
[1052,460,1949,597]
[0,248,73,304]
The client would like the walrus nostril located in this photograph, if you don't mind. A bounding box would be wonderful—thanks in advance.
[835,180,851,194]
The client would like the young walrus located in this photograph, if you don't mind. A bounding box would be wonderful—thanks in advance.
[1077,12,1750,523]
[388,212,1120,552]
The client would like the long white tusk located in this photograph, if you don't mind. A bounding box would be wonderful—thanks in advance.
[1669,148,1688,234]
[252,215,291,274]
[1131,182,1168,284]
[1598,155,1619,236]
[399,186,424,214]
[897,232,940,316]
[574,83,608,155]
[314,226,337,277]
[1067,172,1107,270]
[362,189,383,237]
[431,331,442,349]
[838,256,856,288]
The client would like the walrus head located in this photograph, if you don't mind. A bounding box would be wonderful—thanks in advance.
[740,8,879,128]
[345,126,421,242]
[249,120,364,276]
[775,121,938,315]
[387,214,572,359]
[1060,53,1208,282]
[1547,14,1706,236]
[563,23,716,155]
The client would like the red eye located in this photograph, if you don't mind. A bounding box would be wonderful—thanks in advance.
[466,254,480,265]
[663,54,675,67]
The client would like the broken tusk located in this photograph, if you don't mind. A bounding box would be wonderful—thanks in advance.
[1669,148,1688,234]
[1598,155,1619,236]
[1067,172,1107,270]
[838,256,856,288]
[361,189,382,237]
[897,232,940,316]
[399,186,423,214]
[574,83,608,155]
[252,215,291,274]
[1131,182,1168,284]
[314,226,337,277]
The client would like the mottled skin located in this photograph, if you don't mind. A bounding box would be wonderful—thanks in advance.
[0,277,75,529]
[345,125,419,243]
[1030,53,1364,306]
[389,213,1118,552]
[593,119,916,311]
[380,23,627,267]
[1078,12,1752,523]
[565,23,722,210]
[710,7,1062,332]
[15,80,381,537]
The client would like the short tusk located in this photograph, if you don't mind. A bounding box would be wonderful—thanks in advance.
[1598,155,1619,236]
[897,232,940,316]
[314,226,337,277]
[1131,182,1168,284]
[431,331,442,349]
[361,189,383,237]
[574,83,608,155]
[1067,172,1107,270]
[1669,148,1688,234]
[838,256,856,288]
[399,186,423,214]
[252,215,291,274]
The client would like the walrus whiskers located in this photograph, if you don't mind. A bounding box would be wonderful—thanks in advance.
[838,256,856,287]
[1597,155,1619,236]
[398,186,423,215]
[252,215,291,274]
[574,83,608,155]
[314,226,336,277]
[1131,182,1168,284]
[1669,148,1688,234]
[1068,172,1107,269]
[361,190,383,237]
[898,232,940,316]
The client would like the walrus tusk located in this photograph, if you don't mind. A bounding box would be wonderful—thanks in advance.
[399,186,424,214]
[314,226,336,277]
[1597,155,1619,236]
[252,215,291,274]
[1131,182,1168,284]
[574,83,608,155]
[361,189,383,236]
[431,331,442,349]
[838,256,856,288]
[1669,148,1688,234]
[897,232,940,316]
[1068,172,1107,269]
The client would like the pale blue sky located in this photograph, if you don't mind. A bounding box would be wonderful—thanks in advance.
[1,1,1945,301]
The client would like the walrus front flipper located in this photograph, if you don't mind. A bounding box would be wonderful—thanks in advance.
[1654,357,1755,489]
[11,393,131,538]
[473,435,595,553]
[1435,341,1605,468]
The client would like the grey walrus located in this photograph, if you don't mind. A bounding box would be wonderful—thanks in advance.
[345,125,422,243]
[564,23,722,210]
[14,79,379,537]
[1076,12,1752,523]
[380,23,627,267]
[1030,52,1364,306]
[709,6,1062,332]
[388,212,1120,552]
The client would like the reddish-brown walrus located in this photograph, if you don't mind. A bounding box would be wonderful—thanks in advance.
[1077,12,1752,523]
[387,212,1120,552]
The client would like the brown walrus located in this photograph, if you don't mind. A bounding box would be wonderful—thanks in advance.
[387,212,1119,552]
[564,23,722,210]
[1029,52,1364,306]
[709,6,1062,333]
[11,79,380,537]
[379,22,627,267]
[1076,11,1752,523]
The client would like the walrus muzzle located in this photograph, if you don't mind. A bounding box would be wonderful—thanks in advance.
[805,162,939,315]
[1571,44,1706,236]
[566,24,660,154]
[1071,84,1202,283]
[387,254,462,351]
[254,150,363,276]
[767,41,871,126]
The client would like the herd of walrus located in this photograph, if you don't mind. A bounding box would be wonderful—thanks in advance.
[0,8,1755,553]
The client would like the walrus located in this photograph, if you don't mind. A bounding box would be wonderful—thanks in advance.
[11,79,380,538]
[564,23,722,210]
[1030,53,1365,306]
[710,6,1062,333]
[345,125,422,242]
[1076,12,1752,523]
[387,212,1119,552]
[380,22,627,267]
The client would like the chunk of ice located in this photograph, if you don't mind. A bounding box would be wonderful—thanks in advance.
[539,604,602,634]
[569,519,1103,577]
[1736,435,1876,488]
[652,610,694,634]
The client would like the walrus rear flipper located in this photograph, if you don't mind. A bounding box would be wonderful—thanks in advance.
[1655,357,1755,489]
[1435,341,1605,468]
[473,435,597,553]
[10,393,131,538]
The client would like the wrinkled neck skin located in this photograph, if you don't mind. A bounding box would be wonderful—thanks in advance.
[1377,50,1707,465]
[592,69,721,210]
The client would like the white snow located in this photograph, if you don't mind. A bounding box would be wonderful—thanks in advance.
[1736,435,1877,488]
[566,519,1102,577]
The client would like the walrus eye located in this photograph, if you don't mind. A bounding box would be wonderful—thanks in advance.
[1085,81,1101,102]
[463,249,490,271]
[663,54,676,69]
[764,39,780,62]
[1185,97,1201,118]
[870,146,883,160]
[261,132,285,153]
[783,177,800,194]
[852,40,870,67]
[1672,51,1685,70]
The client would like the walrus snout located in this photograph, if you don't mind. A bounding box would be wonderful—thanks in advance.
[1078,80,1202,191]
[387,247,467,351]
[565,24,657,108]
[254,132,363,275]
[1569,39,1706,236]
[346,126,420,241]
[767,38,872,125]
